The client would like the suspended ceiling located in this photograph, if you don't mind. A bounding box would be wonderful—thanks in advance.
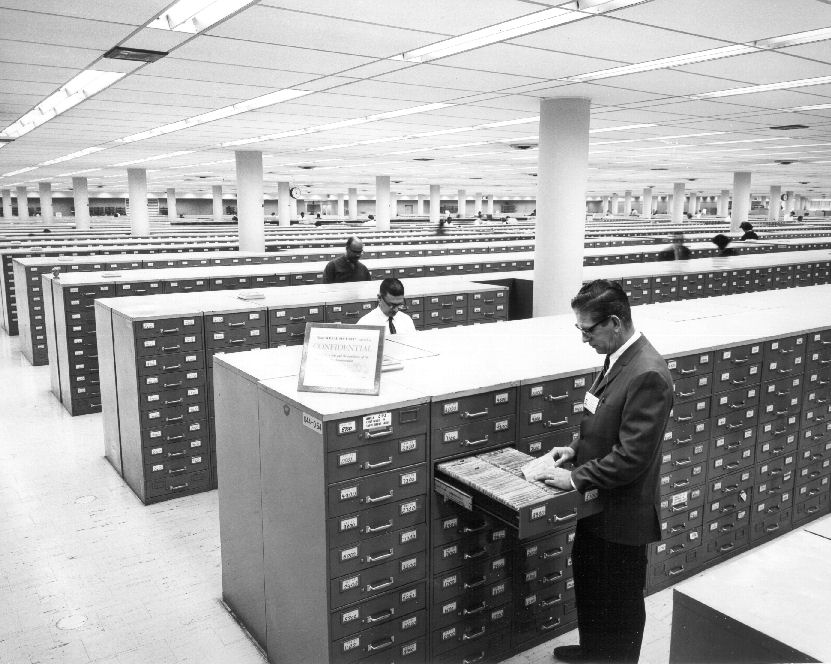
[1,0,830,200]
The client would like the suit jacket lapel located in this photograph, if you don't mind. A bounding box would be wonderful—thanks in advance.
[593,335,647,396]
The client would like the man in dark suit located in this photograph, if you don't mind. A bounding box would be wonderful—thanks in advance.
[322,236,371,283]
[542,279,674,663]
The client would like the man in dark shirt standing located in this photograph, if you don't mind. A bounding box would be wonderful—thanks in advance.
[322,236,371,283]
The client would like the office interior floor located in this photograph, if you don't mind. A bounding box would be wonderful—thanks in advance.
[7,326,816,664]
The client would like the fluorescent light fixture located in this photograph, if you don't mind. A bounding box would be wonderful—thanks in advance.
[2,166,37,177]
[113,150,195,167]
[0,69,125,141]
[755,26,831,49]
[116,88,312,144]
[589,123,657,133]
[392,0,650,63]
[148,0,256,33]
[220,102,452,147]
[57,168,101,177]
[787,102,831,111]
[39,145,109,167]
[705,137,790,145]
[689,75,831,99]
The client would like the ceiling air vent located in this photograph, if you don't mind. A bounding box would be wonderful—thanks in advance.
[510,143,538,150]
[103,46,168,63]
[412,158,433,161]
[650,168,668,171]
[776,160,797,165]
[770,124,809,130]
[297,165,315,170]
[0,138,14,143]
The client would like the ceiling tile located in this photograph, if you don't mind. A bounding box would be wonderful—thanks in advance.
[677,52,831,84]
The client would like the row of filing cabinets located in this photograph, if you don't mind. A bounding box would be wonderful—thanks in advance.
[212,288,831,664]
[93,279,509,502]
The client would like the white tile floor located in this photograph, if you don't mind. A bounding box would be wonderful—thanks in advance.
[0,329,693,664]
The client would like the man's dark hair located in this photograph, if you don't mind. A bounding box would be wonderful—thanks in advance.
[379,277,404,298]
[345,235,360,249]
[571,279,632,326]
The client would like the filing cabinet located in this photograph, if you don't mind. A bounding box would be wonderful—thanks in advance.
[269,303,324,346]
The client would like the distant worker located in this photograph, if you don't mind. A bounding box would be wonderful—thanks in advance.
[357,277,416,335]
[322,236,371,283]
[739,222,759,241]
[657,231,691,261]
[712,233,737,257]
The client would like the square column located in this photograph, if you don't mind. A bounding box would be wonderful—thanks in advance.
[768,186,781,222]
[429,185,440,224]
[167,188,177,220]
[277,181,291,228]
[2,189,13,220]
[784,191,795,218]
[642,187,653,218]
[474,192,483,217]
[731,172,751,232]
[718,190,730,218]
[127,169,150,235]
[672,183,686,224]
[688,192,697,215]
[611,193,619,215]
[457,189,466,217]
[73,177,90,230]
[348,188,358,220]
[375,176,390,231]
[38,182,53,222]
[337,193,345,219]
[213,185,224,222]
[486,194,494,216]
[236,151,265,250]
[416,194,425,217]
[533,97,590,316]
[623,190,632,215]
[16,186,28,219]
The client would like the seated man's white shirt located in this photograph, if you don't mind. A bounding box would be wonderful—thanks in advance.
[357,306,417,334]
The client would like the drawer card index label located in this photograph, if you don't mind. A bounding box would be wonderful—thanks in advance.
[298,323,384,395]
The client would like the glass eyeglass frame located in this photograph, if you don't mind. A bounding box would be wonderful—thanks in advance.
[574,315,610,337]
[380,294,406,312]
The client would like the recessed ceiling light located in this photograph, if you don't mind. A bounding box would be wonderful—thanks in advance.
[103,46,167,63]
[769,124,809,130]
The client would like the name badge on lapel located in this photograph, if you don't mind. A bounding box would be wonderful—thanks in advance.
[584,392,600,414]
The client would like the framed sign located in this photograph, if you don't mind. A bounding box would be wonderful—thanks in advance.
[298,323,385,395]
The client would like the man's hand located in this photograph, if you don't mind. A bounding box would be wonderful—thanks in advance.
[542,467,574,490]
[549,446,576,467]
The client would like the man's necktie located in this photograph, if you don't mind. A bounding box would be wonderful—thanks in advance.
[388,316,396,334]
[599,354,610,381]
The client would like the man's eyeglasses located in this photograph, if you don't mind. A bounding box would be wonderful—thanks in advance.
[575,316,610,336]
[380,295,405,311]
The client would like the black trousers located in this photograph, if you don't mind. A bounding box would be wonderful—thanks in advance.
[572,520,648,663]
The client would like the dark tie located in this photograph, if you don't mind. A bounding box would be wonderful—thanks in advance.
[388,316,396,334]
[599,354,611,381]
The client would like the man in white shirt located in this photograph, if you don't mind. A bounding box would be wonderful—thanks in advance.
[357,277,417,335]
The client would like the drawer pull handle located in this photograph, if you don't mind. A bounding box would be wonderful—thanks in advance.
[719,543,735,552]
[362,457,393,470]
[169,467,188,475]
[160,328,179,334]
[540,594,563,608]
[725,441,741,450]
[545,418,569,428]
[774,390,789,397]
[463,548,487,561]
[721,484,739,494]
[167,451,187,458]
[673,458,691,466]
[548,511,577,524]
[730,357,748,365]
[730,378,747,385]
[462,436,489,447]
[668,565,686,576]
[365,578,394,593]
[808,488,820,497]
[462,523,487,534]
[774,409,789,416]
[670,524,686,534]
[542,547,563,559]
[679,368,695,375]
[463,652,486,664]
[728,401,746,409]
[163,382,183,389]
[670,502,689,512]
[462,627,487,642]
[719,504,736,513]
[769,469,783,476]
[364,549,394,564]
[766,505,781,514]
[806,505,819,514]
[164,399,183,406]
[726,423,744,430]
[776,368,790,374]
[441,316,452,322]
[361,429,393,440]
[364,521,392,534]
[289,332,305,338]
[169,483,189,491]
[461,409,489,419]
[773,428,787,435]
[675,415,692,422]
[669,544,686,554]
[365,636,395,653]
[365,609,394,624]
[227,322,245,328]
[166,435,184,442]
[672,479,690,488]
[765,523,780,533]
[288,316,306,322]
[542,571,563,584]
[675,436,693,445]
[725,461,740,470]
[542,618,562,631]
[678,390,695,398]
[363,491,394,504]
[544,393,568,402]
[161,364,182,371]
[165,415,184,423]
[463,576,487,590]
[229,339,246,345]
[719,523,735,532]
[461,601,487,616]
[778,348,794,354]
[161,345,181,352]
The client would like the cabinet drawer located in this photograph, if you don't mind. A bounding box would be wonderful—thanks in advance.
[325,301,375,324]
[762,351,806,381]
[797,439,831,470]
[649,527,701,562]
[430,606,510,657]
[659,503,703,540]
[138,350,204,374]
[145,451,210,477]
[425,307,467,326]
[141,418,208,448]
[808,329,831,352]
[136,332,202,357]
[757,414,800,445]
[796,455,831,484]
[712,385,759,418]
[514,530,574,574]
[133,315,202,339]
[800,421,831,448]
[801,404,831,430]
[713,362,762,391]
[658,462,705,496]
[431,500,508,548]
[139,402,206,428]
[327,497,427,551]
[702,507,749,542]
[328,464,427,518]
[145,468,210,501]
[139,385,205,411]
[660,442,707,475]
[209,276,251,290]
[709,426,755,458]
[513,576,574,623]
[520,373,594,411]
[165,278,208,293]
[146,435,208,463]
[269,304,323,326]
[117,281,163,297]
[792,491,830,525]
[755,453,797,484]
[520,398,583,437]
[432,416,516,461]
[328,435,426,485]
[432,534,511,575]
[714,342,763,374]
[205,327,265,350]
[673,374,712,403]
[708,446,754,479]
[250,274,288,287]
[432,580,512,632]
[139,367,205,394]
[756,429,799,463]
[432,389,516,429]
[659,486,704,521]
[330,524,427,580]
[712,407,758,438]
[333,610,427,664]
[668,398,710,425]
[327,405,428,452]
[330,550,427,610]
[431,555,510,605]
[795,473,830,502]
[666,352,712,379]
[517,428,580,457]
[205,310,265,332]
[662,419,710,450]
[700,524,749,565]
[432,628,509,664]
[425,293,468,311]
[330,582,427,642]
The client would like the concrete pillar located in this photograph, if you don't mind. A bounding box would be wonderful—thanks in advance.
[389,194,397,219]
[486,194,494,216]
[277,181,291,228]
[474,192,483,217]
[376,176,390,231]
[688,192,697,215]
[600,196,609,215]
[623,190,632,216]
[167,188,177,220]
[337,193,345,219]
[672,183,686,224]
[348,187,358,220]
[768,185,781,222]
[642,187,653,218]
[666,195,672,214]
[429,185,441,225]
[457,189,466,217]
[16,186,28,219]
[611,193,619,215]
[719,189,730,218]
[235,151,265,251]
[73,177,90,230]
[731,172,751,232]
[212,185,223,222]
[534,97,590,317]
[1,189,12,220]
[416,194,426,217]
[127,169,149,235]
[784,191,795,218]
[38,182,53,222]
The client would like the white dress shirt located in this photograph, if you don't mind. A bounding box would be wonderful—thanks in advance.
[357,306,417,335]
